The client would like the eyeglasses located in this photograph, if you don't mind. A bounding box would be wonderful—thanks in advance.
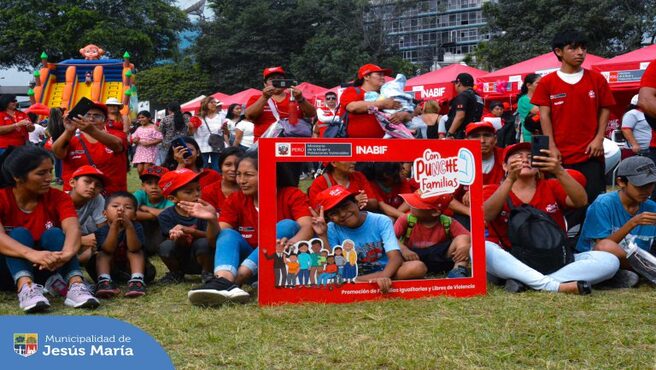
[84,113,106,121]
[325,97,337,101]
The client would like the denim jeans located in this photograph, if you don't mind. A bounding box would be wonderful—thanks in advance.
[5,227,83,283]
[201,152,220,171]
[485,241,619,292]
[214,219,300,276]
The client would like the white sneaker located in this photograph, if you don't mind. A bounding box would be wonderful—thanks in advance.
[188,277,249,306]
[18,283,50,313]
[64,282,100,309]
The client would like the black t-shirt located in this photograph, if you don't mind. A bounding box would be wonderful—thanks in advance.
[445,89,483,138]
[157,206,208,237]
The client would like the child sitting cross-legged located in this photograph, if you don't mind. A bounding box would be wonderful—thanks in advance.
[94,192,149,298]
[394,191,472,278]
[133,166,174,256]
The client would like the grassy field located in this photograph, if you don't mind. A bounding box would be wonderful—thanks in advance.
[2,171,655,368]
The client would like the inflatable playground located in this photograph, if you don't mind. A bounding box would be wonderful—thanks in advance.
[30,44,137,116]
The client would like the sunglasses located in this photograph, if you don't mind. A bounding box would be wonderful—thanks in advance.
[325,96,337,101]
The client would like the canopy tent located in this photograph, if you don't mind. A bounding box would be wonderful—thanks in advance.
[478,52,607,99]
[222,88,262,106]
[405,64,488,102]
[592,44,656,91]
[180,92,231,113]
[295,82,328,100]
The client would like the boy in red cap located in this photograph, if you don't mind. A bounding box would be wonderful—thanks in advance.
[134,166,174,256]
[394,191,471,278]
[244,66,316,141]
[156,168,219,284]
[309,185,427,293]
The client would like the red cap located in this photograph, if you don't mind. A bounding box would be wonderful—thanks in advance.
[139,166,169,180]
[400,190,453,212]
[465,121,496,136]
[88,102,108,118]
[263,66,286,79]
[314,185,355,212]
[158,168,205,197]
[71,165,108,185]
[357,64,392,79]
[565,169,587,188]
[26,103,51,116]
[502,142,532,163]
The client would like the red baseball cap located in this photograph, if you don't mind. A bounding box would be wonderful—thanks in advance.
[400,190,453,212]
[87,102,108,118]
[263,66,286,79]
[139,166,169,181]
[26,103,51,116]
[315,185,355,212]
[357,64,392,79]
[502,142,532,163]
[158,168,205,197]
[465,121,496,136]
[71,165,108,185]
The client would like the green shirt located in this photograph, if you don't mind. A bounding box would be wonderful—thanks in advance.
[133,189,174,209]
[517,94,535,142]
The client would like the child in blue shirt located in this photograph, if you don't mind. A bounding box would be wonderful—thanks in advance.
[134,166,174,256]
[310,185,427,293]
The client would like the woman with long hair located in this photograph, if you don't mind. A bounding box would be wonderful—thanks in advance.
[224,103,243,145]
[158,102,191,165]
[517,73,541,142]
[194,97,228,171]
[164,136,221,188]
[0,94,33,153]
[200,146,244,212]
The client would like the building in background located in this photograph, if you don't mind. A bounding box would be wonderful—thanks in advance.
[367,0,493,70]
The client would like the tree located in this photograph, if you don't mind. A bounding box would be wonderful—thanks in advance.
[137,61,215,110]
[475,0,656,70]
[194,0,413,92]
[0,0,190,69]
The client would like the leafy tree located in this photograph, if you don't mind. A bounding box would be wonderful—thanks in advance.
[476,0,656,70]
[0,0,190,69]
[136,61,215,109]
[194,0,413,92]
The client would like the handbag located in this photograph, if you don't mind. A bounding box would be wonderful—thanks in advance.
[203,117,225,152]
[264,98,312,138]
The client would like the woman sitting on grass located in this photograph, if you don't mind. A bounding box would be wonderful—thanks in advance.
[200,146,244,212]
[164,136,221,188]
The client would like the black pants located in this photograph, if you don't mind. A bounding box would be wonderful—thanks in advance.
[564,158,605,229]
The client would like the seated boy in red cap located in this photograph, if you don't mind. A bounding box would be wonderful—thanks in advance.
[394,191,471,278]
[309,185,427,293]
[157,168,219,285]
[134,166,174,256]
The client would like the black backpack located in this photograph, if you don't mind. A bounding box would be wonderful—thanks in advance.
[502,199,573,274]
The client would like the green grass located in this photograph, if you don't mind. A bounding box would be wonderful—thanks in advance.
[3,171,653,368]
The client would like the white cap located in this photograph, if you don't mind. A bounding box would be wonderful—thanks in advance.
[631,94,639,106]
[104,97,123,106]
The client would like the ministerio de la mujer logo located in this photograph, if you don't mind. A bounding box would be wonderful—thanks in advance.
[14,333,38,357]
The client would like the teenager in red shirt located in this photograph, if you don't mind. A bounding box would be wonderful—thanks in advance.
[483,142,618,294]
[51,102,127,194]
[339,64,410,138]
[307,161,380,211]
[531,30,615,212]
[244,66,316,141]
[187,152,313,306]
[200,146,243,212]
[0,95,34,153]
[0,146,99,312]
[164,136,221,188]
[638,59,656,190]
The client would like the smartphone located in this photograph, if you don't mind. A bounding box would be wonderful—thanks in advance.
[531,135,549,165]
[271,79,297,88]
[171,137,191,159]
[67,97,96,119]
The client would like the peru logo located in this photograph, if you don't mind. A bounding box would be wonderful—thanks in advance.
[14,333,38,357]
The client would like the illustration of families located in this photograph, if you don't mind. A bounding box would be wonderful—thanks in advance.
[264,238,358,288]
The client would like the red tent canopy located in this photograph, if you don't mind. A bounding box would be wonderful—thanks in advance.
[222,88,262,106]
[295,82,328,100]
[405,64,488,102]
[592,44,656,91]
[478,52,607,99]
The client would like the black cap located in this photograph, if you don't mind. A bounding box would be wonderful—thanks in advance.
[452,73,474,87]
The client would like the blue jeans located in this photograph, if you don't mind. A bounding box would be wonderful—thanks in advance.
[5,227,83,283]
[54,158,62,179]
[485,241,619,292]
[214,219,300,277]
[201,152,220,171]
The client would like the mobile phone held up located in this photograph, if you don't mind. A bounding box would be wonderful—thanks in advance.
[67,97,96,120]
[531,135,549,166]
[171,137,191,159]
[271,79,297,89]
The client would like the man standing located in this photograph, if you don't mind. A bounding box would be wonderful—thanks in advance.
[532,30,615,214]
[314,91,340,138]
[444,73,484,139]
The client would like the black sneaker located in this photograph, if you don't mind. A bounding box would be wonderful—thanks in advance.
[201,272,214,284]
[187,277,249,306]
[158,271,184,285]
[95,279,120,298]
[504,279,527,293]
[594,269,639,290]
[125,279,146,298]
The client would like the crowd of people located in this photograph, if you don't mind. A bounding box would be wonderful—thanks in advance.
[1,29,656,312]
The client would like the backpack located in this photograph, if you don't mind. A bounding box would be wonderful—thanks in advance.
[450,89,484,138]
[502,199,573,274]
[323,104,347,138]
[496,120,518,148]
[523,112,542,135]
[400,214,452,244]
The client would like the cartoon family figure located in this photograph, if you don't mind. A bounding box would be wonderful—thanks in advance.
[265,238,359,288]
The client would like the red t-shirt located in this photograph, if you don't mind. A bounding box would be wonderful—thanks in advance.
[219,191,259,248]
[307,171,380,207]
[338,86,385,138]
[246,93,302,141]
[0,110,29,148]
[641,61,656,88]
[199,168,221,188]
[62,132,128,194]
[369,179,412,208]
[531,69,615,164]
[200,175,227,212]
[0,187,77,241]
[394,214,469,249]
[483,179,569,249]
[277,187,311,221]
